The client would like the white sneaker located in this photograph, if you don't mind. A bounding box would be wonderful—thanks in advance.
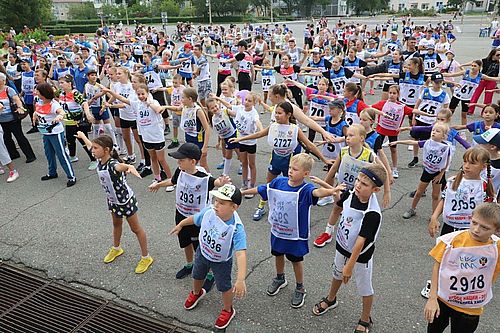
[0,167,4,175]
[70,156,79,163]
[407,145,413,151]
[6,170,19,183]
[392,168,399,179]
[88,161,99,170]
[165,184,176,192]
[421,280,431,299]
[317,196,334,206]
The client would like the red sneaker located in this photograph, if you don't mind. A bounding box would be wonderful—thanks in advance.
[314,232,332,247]
[215,308,236,329]
[184,289,206,310]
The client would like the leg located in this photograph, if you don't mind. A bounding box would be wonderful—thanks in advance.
[184,243,195,263]
[390,146,398,169]
[126,213,148,256]
[275,255,285,275]
[149,148,160,178]
[291,261,304,285]
[247,153,257,186]
[1,121,19,159]
[411,181,430,210]
[111,213,124,247]
[483,80,496,105]
[240,151,249,186]
[156,148,172,178]
[43,135,57,176]
[10,120,35,160]
[53,132,76,180]
[132,129,144,160]
[66,125,77,157]
[431,181,442,212]
[121,127,133,155]
[221,290,234,312]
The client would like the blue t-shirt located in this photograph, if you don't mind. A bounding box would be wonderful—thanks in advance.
[194,207,247,257]
[257,177,318,257]
[74,66,89,93]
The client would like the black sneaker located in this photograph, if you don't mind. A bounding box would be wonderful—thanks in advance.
[167,141,179,149]
[26,157,37,163]
[125,156,136,165]
[164,126,171,135]
[41,174,58,181]
[26,127,39,134]
[140,167,152,178]
[136,162,145,173]
[408,157,418,168]
[66,179,76,187]
[176,265,193,279]
[202,275,215,293]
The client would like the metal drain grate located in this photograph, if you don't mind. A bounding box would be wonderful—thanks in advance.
[0,263,193,333]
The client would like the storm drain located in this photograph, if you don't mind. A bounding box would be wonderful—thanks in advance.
[0,263,193,333]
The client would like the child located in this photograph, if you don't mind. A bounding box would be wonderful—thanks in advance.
[103,84,173,185]
[170,184,247,330]
[230,101,331,217]
[148,143,230,287]
[474,128,500,201]
[75,132,153,274]
[242,153,345,308]
[408,73,450,168]
[359,108,394,184]
[421,146,495,298]
[256,57,276,106]
[391,123,452,219]
[206,95,239,176]
[164,88,211,172]
[85,71,116,154]
[218,92,262,193]
[310,99,348,173]
[424,202,500,333]
[312,164,387,333]
[167,74,185,149]
[370,85,415,178]
[453,104,500,138]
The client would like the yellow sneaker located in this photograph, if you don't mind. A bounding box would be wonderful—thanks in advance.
[103,247,124,263]
[135,256,154,274]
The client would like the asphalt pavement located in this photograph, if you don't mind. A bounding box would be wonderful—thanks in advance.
[1,14,499,333]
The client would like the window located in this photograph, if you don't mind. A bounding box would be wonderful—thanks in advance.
[475,1,483,7]
[436,1,443,8]
[398,3,405,10]
[410,3,418,9]
[421,3,430,9]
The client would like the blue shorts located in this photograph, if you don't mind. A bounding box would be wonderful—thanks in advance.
[224,133,239,150]
[91,106,110,121]
[268,151,291,176]
[192,247,233,292]
[185,135,204,150]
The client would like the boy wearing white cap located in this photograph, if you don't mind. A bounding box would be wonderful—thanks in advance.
[171,184,247,330]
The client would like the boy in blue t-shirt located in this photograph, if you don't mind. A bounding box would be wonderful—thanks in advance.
[171,184,247,330]
[243,153,345,308]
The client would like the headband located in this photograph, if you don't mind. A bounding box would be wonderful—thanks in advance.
[360,168,383,187]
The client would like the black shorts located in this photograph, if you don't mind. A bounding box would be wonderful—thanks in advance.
[449,96,469,113]
[143,141,165,150]
[271,249,303,263]
[239,143,256,154]
[379,134,398,143]
[175,211,200,249]
[420,170,446,186]
[410,120,431,140]
[110,107,120,118]
[120,119,137,129]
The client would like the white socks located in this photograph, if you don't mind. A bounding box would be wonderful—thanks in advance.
[325,224,334,235]
[223,158,232,176]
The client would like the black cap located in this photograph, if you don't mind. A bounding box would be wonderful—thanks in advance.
[210,184,242,205]
[431,72,444,82]
[168,143,201,160]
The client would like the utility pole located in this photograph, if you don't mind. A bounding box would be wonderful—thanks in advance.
[270,0,273,23]
[206,0,213,24]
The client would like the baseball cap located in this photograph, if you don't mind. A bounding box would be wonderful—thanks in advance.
[183,43,192,49]
[210,184,242,205]
[168,143,201,160]
[427,44,436,49]
[368,39,376,43]
[329,99,345,110]
[445,49,455,56]
[431,73,444,82]
[87,69,97,75]
[289,37,296,42]
[473,128,500,147]
[311,47,321,54]
[391,31,398,35]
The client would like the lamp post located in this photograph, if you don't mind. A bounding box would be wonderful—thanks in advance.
[270,0,274,23]
[93,0,104,27]
[122,0,130,26]
[206,0,213,24]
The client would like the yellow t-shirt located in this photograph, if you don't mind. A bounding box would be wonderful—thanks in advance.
[429,231,500,316]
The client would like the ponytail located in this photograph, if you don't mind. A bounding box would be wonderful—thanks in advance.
[485,161,496,200]
[345,82,363,101]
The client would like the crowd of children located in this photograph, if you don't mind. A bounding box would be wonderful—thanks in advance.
[2,19,500,333]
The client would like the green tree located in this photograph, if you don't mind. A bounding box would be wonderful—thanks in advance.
[190,0,250,16]
[0,0,53,29]
[68,3,98,20]
[346,0,389,15]
[153,0,181,17]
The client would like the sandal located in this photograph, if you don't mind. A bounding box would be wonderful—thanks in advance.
[354,317,373,333]
[312,297,338,316]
